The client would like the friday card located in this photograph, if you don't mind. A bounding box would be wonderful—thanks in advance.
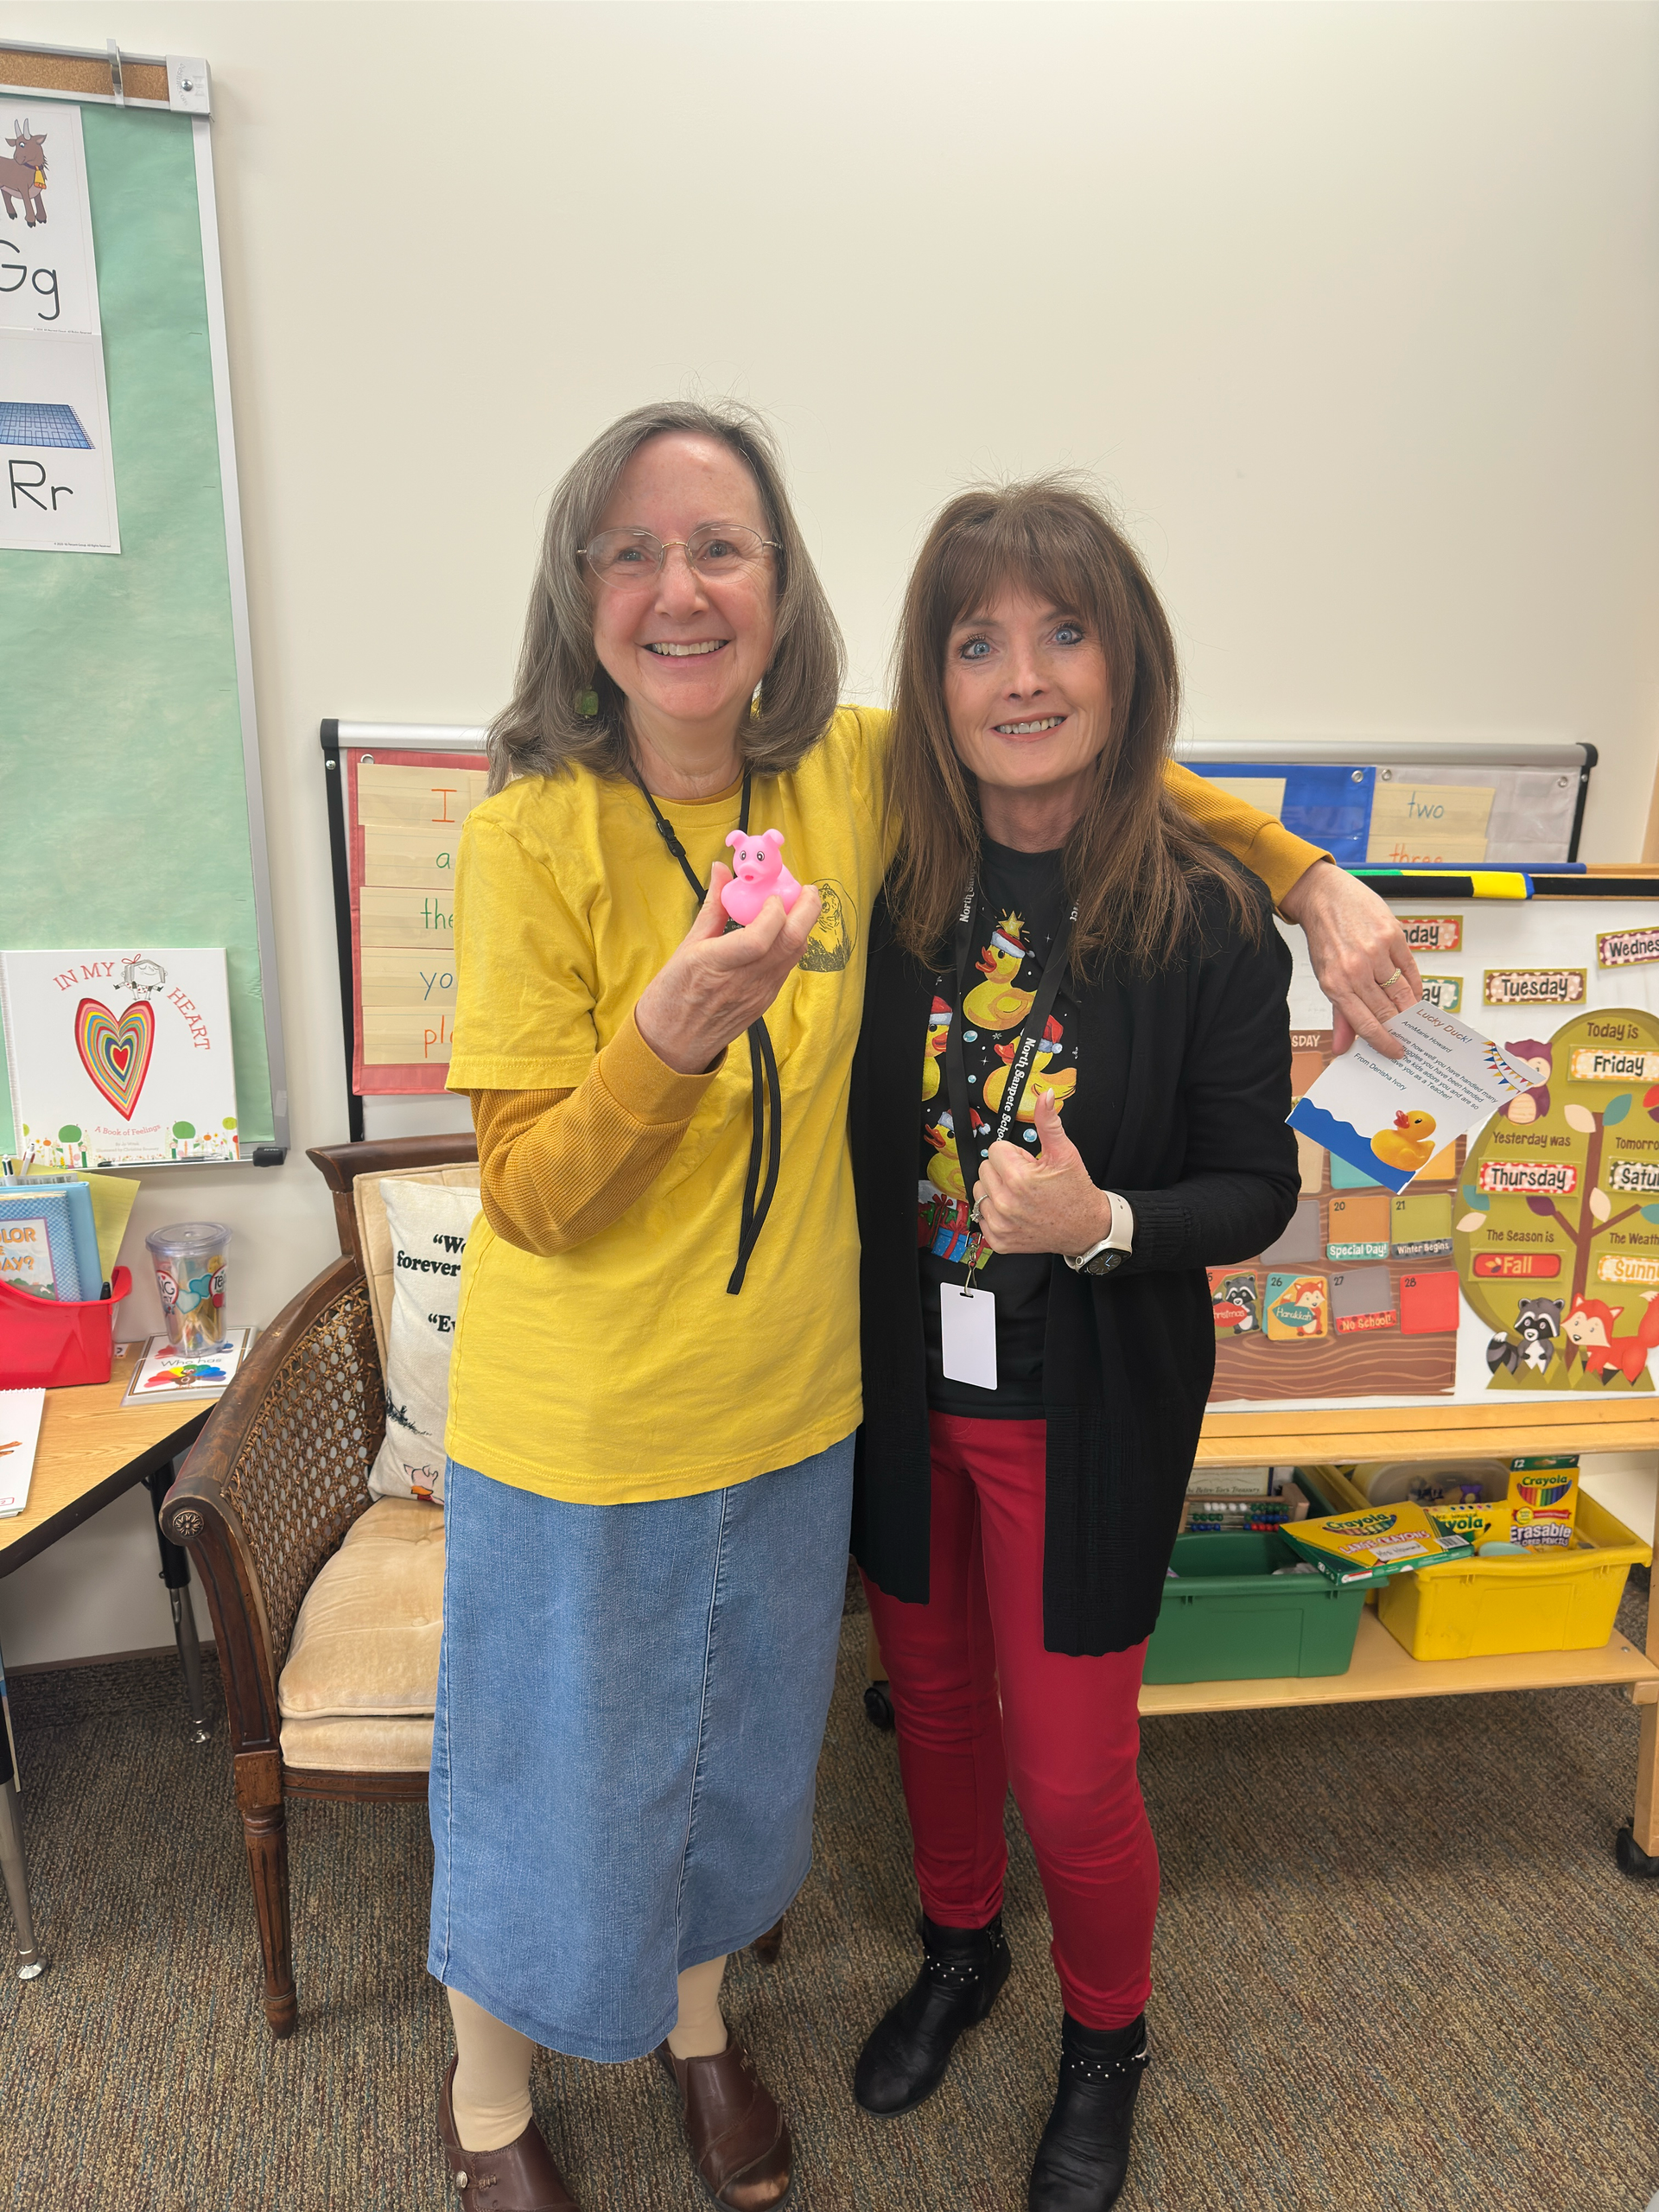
[1288,1004,1538,1196]
[0,948,240,1166]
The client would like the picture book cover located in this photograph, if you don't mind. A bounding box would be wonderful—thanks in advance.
[0,1387,44,1517]
[119,1329,255,1408]
[0,949,240,1167]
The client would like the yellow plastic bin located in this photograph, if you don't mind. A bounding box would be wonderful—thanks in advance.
[1375,1491,1649,1662]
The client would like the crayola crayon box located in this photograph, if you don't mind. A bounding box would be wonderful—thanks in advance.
[1507,1456,1579,1521]
[1281,1504,1474,1586]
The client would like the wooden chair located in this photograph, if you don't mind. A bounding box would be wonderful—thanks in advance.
[161,1134,475,2037]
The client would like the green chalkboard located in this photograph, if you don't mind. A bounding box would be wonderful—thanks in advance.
[0,100,283,1155]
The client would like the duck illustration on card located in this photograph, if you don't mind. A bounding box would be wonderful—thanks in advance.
[0,949,240,1167]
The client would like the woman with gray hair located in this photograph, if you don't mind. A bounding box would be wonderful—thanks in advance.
[429,399,1417,2211]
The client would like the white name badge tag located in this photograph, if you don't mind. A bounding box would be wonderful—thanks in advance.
[940,1284,998,1391]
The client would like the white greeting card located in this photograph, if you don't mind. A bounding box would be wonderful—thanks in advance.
[120,1329,255,1408]
[0,1388,45,1518]
[0,948,241,1166]
[1288,1002,1539,1194]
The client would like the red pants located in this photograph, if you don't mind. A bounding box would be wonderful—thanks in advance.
[862,1414,1159,2030]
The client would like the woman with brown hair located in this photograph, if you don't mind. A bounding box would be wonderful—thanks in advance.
[848,480,1301,2211]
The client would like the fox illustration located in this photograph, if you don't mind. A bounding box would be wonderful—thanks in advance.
[1563,1293,1659,1386]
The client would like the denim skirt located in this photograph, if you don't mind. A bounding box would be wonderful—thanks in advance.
[427,1435,855,2063]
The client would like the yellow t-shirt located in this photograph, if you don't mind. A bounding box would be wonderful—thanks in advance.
[444,705,887,1504]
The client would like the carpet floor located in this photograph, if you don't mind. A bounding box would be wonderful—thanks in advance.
[3,1583,1659,2211]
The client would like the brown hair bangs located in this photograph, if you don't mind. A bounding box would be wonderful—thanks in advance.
[884,476,1260,977]
[486,399,843,794]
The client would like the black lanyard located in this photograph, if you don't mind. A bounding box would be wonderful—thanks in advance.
[941,882,1075,1280]
[635,768,783,1296]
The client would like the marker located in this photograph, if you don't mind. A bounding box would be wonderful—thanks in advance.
[1354,870,1532,899]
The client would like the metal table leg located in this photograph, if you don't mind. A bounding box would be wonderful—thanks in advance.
[0,1637,46,1980]
[145,1459,211,1745]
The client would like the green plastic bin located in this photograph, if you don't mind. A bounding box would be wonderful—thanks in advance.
[1143,1529,1369,1684]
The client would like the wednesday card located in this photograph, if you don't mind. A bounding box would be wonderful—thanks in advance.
[1288,1004,1539,1195]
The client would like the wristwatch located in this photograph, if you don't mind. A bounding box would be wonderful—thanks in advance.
[1065,1192,1135,1277]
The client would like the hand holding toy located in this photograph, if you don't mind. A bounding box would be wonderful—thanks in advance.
[721,830,803,925]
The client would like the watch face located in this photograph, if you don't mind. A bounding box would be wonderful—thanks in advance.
[1084,1249,1126,1275]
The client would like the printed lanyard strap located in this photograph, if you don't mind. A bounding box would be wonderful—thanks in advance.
[943,884,1075,1239]
[637,768,783,1296]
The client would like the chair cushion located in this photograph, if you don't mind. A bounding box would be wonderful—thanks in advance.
[277,1498,444,1775]
[363,1173,482,1505]
[279,1713,435,1773]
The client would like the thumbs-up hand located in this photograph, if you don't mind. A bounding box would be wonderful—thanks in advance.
[973,1089,1116,1256]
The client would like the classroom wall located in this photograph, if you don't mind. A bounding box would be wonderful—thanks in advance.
[4,0,1656,1664]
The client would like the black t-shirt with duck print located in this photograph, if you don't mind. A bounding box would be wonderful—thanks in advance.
[918,838,1082,1417]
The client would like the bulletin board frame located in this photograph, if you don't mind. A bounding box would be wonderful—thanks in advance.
[0,40,289,1168]
[1173,736,1595,869]
[320,721,486,1143]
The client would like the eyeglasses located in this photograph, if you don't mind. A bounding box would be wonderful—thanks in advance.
[579,524,779,588]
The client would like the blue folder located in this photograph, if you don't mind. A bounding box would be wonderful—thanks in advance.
[0,1179,101,1301]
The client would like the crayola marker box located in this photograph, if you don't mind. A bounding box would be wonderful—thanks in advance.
[1508,1456,1579,1521]
[1427,1501,1511,1549]
[1281,1504,1473,1586]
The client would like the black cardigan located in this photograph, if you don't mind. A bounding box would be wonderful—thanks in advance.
[849,868,1300,1656]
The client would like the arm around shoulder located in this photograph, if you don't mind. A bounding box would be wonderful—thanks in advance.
[1162,759,1330,911]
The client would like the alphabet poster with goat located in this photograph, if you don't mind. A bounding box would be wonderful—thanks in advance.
[1210,895,1659,1407]
[0,949,238,1166]
[0,104,120,553]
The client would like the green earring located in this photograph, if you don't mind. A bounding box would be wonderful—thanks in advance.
[576,689,599,718]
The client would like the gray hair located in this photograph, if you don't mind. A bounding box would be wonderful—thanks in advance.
[486,400,843,792]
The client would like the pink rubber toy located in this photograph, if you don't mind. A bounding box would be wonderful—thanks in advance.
[721,829,804,925]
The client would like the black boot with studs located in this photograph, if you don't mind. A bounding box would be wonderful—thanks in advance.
[1027,2012,1148,2212]
[853,1912,1013,2119]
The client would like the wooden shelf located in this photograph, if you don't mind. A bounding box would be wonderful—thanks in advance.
[1139,1607,1659,1717]
[1198,1395,1659,1467]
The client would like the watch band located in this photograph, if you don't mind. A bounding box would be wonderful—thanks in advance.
[1065,1192,1135,1274]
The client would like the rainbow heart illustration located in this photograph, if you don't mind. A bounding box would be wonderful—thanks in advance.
[74,997,156,1121]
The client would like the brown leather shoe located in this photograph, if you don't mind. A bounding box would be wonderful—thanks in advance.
[438,2056,580,2210]
[655,2035,794,2209]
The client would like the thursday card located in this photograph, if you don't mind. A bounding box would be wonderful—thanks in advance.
[0,948,240,1166]
[1288,1004,1537,1195]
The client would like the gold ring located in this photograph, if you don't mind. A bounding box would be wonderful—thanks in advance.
[1382,968,1404,989]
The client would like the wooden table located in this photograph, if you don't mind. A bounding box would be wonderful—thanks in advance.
[0,1344,213,1980]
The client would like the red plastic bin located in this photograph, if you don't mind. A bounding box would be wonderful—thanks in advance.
[0,1266,131,1389]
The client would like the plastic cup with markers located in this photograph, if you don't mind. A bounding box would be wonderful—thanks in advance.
[144,1222,232,1354]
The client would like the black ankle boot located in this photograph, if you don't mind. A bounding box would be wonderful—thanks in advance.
[853,1912,1013,2119]
[1027,2012,1149,2211]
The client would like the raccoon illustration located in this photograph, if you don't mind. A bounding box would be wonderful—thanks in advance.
[1490,1297,1563,1376]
